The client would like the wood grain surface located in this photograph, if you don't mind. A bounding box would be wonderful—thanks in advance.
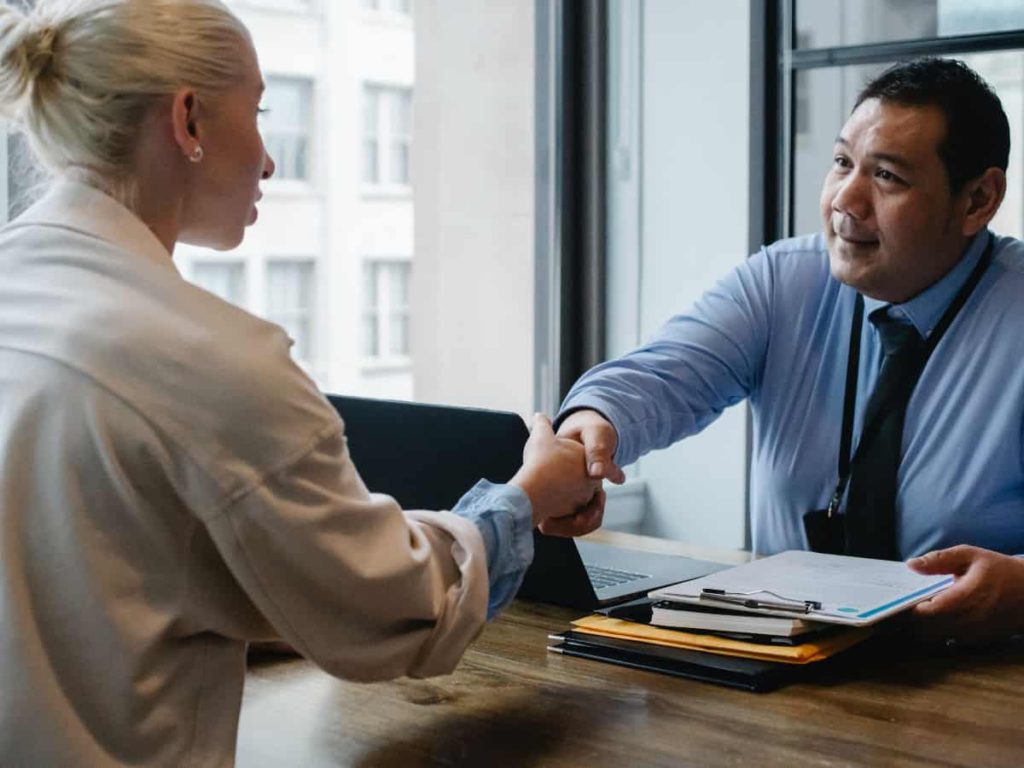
[238,539,1024,768]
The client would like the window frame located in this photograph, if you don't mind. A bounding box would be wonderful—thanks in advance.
[360,257,412,370]
[770,0,1024,240]
[361,84,413,196]
[265,258,317,366]
[189,259,248,306]
[261,75,316,190]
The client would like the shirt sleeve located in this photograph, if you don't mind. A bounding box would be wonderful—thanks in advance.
[450,480,534,619]
[558,249,774,467]
[200,424,493,682]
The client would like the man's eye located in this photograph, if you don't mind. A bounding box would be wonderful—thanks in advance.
[876,168,901,183]
[833,155,851,168]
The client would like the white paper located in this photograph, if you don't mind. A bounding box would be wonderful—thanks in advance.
[648,550,954,626]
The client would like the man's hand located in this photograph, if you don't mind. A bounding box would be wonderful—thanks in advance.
[907,545,1024,645]
[556,409,626,484]
[509,414,604,537]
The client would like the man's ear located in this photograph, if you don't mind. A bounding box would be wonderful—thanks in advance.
[170,88,201,158]
[960,167,1006,238]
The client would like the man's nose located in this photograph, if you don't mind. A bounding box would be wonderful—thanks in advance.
[831,171,871,220]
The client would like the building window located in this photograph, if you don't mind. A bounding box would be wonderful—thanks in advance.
[362,259,411,361]
[266,260,315,361]
[363,0,412,15]
[191,261,247,306]
[262,77,313,182]
[363,86,412,188]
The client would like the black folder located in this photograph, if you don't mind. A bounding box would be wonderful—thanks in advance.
[547,630,806,693]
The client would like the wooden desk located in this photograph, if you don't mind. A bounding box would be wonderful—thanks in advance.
[238,537,1024,767]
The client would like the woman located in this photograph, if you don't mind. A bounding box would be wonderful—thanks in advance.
[0,1,602,765]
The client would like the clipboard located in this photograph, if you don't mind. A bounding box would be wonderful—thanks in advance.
[647,550,953,627]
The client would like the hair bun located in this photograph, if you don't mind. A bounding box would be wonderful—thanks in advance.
[0,7,55,114]
[25,24,58,81]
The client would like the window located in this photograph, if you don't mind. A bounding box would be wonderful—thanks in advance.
[795,0,1024,49]
[2,130,39,221]
[262,77,313,182]
[4,1,539,417]
[362,260,410,363]
[787,9,1024,240]
[190,261,246,305]
[266,260,315,362]
[362,0,412,16]
[363,86,412,188]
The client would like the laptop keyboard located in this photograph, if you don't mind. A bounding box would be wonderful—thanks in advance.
[585,564,651,590]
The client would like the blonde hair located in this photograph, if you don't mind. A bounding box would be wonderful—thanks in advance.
[0,0,251,205]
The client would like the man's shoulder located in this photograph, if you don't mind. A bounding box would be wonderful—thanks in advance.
[993,234,1024,277]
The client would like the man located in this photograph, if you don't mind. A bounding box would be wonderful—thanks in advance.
[557,58,1024,644]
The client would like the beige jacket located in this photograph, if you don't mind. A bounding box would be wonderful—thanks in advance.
[0,182,488,766]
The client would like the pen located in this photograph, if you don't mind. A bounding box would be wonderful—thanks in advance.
[699,588,822,613]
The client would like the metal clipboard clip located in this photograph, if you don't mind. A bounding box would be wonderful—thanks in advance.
[699,588,822,614]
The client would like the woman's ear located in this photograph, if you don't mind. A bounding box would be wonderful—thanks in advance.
[170,88,201,160]
[960,167,1007,238]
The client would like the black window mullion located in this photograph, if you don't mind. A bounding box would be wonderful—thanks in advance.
[792,29,1024,70]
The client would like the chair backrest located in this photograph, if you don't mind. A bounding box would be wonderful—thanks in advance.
[325,394,529,511]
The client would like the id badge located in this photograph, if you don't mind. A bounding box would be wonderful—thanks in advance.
[803,508,846,555]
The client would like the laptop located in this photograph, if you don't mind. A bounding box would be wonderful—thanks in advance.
[326,394,725,610]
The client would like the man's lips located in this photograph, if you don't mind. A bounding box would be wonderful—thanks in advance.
[838,233,879,245]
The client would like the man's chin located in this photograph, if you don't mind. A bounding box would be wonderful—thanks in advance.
[828,253,875,293]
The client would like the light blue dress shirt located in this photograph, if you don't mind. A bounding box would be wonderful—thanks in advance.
[451,480,534,618]
[560,230,1024,558]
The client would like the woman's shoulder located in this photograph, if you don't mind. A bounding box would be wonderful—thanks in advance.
[0,216,338,469]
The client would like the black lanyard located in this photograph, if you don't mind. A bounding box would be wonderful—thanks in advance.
[826,234,996,517]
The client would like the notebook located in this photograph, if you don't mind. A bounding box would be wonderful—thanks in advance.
[649,600,821,637]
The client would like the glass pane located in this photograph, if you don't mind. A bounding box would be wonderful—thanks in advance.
[266,261,314,361]
[388,311,409,356]
[363,262,378,307]
[191,262,246,305]
[391,91,412,135]
[5,131,39,220]
[792,52,1024,240]
[390,262,410,306]
[264,77,309,131]
[389,142,409,185]
[364,88,379,134]
[363,140,378,184]
[797,0,1024,49]
[362,314,379,357]
[57,0,536,407]
[261,78,311,181]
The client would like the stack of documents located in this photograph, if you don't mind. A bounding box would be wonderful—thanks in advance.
[547,550,953,691]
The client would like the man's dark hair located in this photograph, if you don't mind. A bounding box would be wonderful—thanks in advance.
[854,57,1010,193]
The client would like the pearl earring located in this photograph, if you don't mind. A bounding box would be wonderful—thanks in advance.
[188,145,205,163]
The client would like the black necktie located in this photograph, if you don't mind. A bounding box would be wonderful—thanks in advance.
[843,308,925,560]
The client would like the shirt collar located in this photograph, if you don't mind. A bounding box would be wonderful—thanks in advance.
[862,229,990,338]
[12,179,179,274]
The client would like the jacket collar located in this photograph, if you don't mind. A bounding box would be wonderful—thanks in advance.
[10,179,179,274]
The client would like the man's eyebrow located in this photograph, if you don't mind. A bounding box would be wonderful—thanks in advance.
[832,137,914,170]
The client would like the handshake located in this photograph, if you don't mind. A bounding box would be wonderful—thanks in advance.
[509,409,624,537]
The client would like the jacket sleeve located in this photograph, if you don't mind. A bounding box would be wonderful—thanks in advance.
[202,424,489,682]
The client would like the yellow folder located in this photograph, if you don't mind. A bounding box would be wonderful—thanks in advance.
[571,615,872,664]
